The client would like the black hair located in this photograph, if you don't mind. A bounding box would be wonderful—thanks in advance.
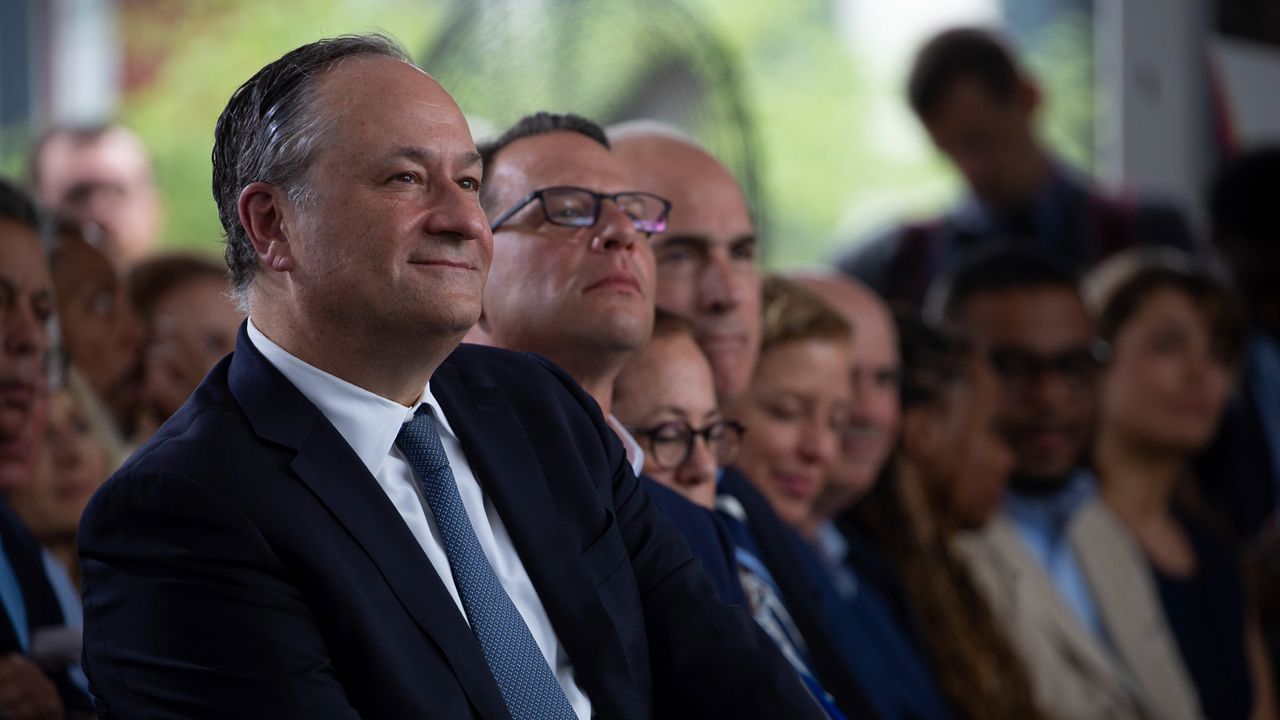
[0,178,39,230]
[908,27,1022,122]
[477,112,609,211]
[930,242,1080,323]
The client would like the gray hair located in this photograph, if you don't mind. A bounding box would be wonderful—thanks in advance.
[211,33,411,304]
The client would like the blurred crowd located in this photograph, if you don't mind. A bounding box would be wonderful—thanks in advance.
[2,24,1280,720]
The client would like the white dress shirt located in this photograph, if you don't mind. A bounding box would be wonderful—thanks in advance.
[247,320,590,718]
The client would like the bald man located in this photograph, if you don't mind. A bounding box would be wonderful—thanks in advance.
[610,123,760,406]
[788,271,902,522]
[612,125,880,719]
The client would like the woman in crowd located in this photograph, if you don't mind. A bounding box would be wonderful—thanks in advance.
[614,311,743,509]
[853,316,1045,720]
[731,276,853,531]
[1087,248,1276,720]
[10,367,119,589]
[128,253,243,435]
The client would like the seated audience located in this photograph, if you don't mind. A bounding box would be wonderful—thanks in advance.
[858,315,1043,720]
[0,178,94,718]
[1087,248,1276,720]
[613,124,877,718]
[837,26,1192,308]
[470,110,825,714]
[48,220,144,448]
[10,369,116,588]
[30,124,163,268]
[730,275,852,532]
[614,310,743,510]
[941,244,1201,720]
[128,253,242,431]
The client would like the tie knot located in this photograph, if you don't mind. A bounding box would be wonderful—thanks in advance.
[396,405,450,472]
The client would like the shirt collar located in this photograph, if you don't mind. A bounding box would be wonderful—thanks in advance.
[246,318,455,476]
[1005,468,1097,544]
[606,415,646,476]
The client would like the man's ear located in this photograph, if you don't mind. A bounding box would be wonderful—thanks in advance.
[238,181,296,273]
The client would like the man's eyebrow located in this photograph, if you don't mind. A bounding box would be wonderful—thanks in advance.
[387,147,483,171]
[655,234,711,248]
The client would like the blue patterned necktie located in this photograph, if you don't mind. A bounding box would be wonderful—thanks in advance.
[396,406,577,720]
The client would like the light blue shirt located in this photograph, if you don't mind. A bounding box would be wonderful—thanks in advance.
[1005,471,1106,640]
[41,550,90,697]
[0,535,29,651]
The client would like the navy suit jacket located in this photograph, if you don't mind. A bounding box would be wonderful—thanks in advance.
[79,328,820,719]
[640,477,746,607]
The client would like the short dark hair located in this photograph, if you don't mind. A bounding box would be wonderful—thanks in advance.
[1210,146,1280,252]
[0,178,39,230]
[897,313,972,408]
[908,27,1022,122]
[212,33,411,299]
[1087,248,1246,367]
[930,242,1080,323]
[477,112,610,211]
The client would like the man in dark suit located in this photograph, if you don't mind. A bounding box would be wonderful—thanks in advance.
[1,179,94,719]
[78,34,822,719]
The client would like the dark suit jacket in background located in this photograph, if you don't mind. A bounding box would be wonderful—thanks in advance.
[834,167,1196,309]
[79,328,822,720]
[641,477,746,608]
[0,500,93,714]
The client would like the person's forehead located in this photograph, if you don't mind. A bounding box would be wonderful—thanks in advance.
[52,235,115,292]
[317,56,471,145]
[0,220,49,288]
[637,335,717,399]
[617,137,752,238]
[493,132,631,195]
[41,130,150,187]
[963,286,1090,348]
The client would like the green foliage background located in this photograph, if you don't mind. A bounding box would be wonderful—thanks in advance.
[100,0,1091,268]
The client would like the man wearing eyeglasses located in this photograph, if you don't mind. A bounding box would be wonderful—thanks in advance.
[937,244,1198,720]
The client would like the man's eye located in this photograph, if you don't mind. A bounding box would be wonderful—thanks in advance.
[459,178,480,192]
[730,242,756,261]
[392,172,417,184]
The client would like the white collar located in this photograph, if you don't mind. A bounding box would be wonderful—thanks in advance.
[246,318,458,476]
[606,414,646,477]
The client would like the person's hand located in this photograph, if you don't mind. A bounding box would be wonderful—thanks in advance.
[0,653,64,720]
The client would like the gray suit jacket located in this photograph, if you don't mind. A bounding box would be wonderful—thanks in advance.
[958,499,1202,720]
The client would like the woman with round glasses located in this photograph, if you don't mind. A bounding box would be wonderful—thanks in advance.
[1086,249,1275,720]
[614,311,744,509]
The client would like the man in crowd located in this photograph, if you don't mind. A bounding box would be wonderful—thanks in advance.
[0,179,94,719]
[466,111,748,609]
[610,122,760,407]
[31,124,163,268]
[79,35,822,719]
[838,27,1192,307]
[939,245,1199,720]
[787,271,901,596]
[612,125,885,718]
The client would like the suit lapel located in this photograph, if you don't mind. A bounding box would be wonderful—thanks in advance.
[432,360,631,711]
[228,326,511,720]
[985,515,1139,700]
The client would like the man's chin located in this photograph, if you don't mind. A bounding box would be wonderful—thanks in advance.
[1008,470,1078,495]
